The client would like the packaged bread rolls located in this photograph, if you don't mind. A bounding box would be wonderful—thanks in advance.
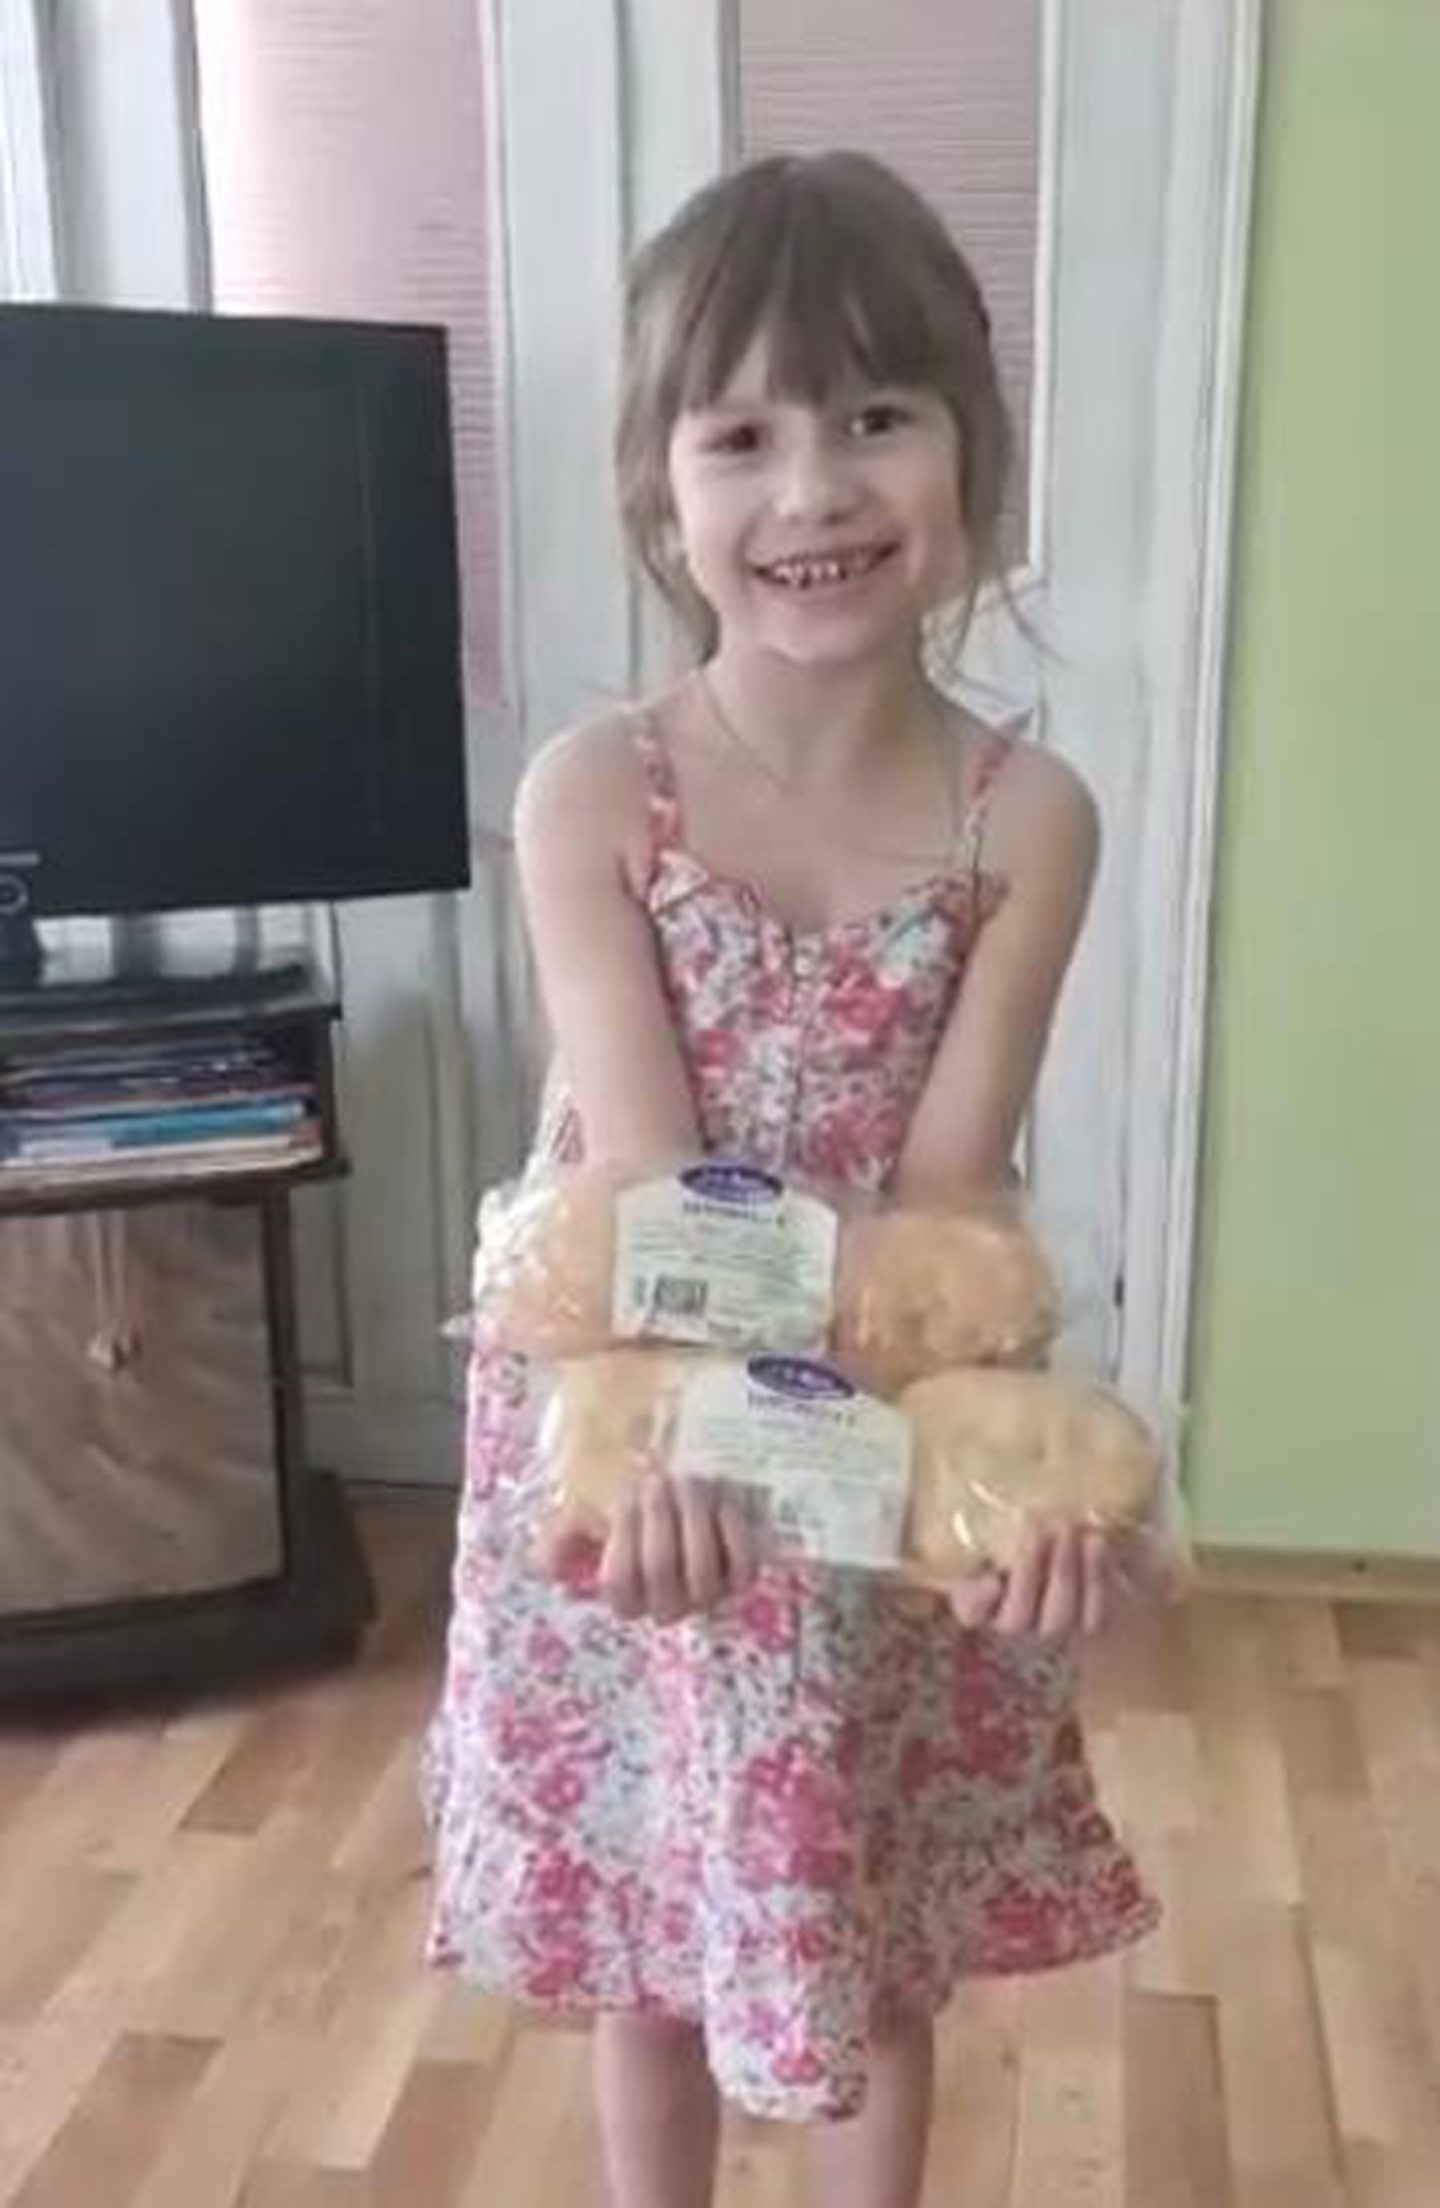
[472,1159,1059,1386]
[471,1162,626,1359]
[530,1348,707,1577]
[472,1159,840,1358]
[532,1350,1164,1590]
[898,1366,1161,1581]
[833,1205,1060,1395]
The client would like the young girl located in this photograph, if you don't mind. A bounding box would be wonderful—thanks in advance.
[423,150,1158,2208]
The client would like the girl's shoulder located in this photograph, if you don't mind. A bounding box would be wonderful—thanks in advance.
[519,699,647,793]
[514,697,671,899]
[966,721,1100,892]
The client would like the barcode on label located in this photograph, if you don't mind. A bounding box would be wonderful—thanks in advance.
[649,1274,710,1320]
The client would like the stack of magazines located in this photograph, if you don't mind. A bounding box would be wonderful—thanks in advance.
[0,1034,325,1186]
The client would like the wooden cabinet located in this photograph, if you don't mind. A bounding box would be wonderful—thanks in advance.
[0,964,373,1700]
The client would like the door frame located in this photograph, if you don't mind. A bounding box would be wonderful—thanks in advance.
[1118,0,1262,1415]
[0,0,59,297]
[485,0,1263,1431]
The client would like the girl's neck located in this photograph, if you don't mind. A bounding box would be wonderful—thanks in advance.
[701,642,944,792]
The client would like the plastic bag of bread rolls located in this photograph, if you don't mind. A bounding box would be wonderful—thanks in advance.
[471,1159,842,1358]
[897,1366,1169,1584]
[470,1158,1059,1383]
[533,1349,693,1537]
[832,1199,1060,1395]
[531,1349,1182,1595]
[529,1348,732,1581]
[470,1161,630,1359]
[532,1349,910,1578]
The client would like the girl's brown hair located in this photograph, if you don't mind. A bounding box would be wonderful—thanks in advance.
[616,150,1013,658]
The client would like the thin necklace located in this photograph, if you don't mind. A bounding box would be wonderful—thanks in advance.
[694,668,966,870]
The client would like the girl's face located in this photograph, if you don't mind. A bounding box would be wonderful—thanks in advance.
[666,339,968,669]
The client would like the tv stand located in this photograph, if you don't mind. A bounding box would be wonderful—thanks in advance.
[0,930,319,1017]
[0,956,316,1019]
[0,958,374,1702]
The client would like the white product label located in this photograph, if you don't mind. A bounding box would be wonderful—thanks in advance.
[613,1163,838,1350]
[674,1355,911,1571]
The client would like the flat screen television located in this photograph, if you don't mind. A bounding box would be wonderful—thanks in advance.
[0,302,470,988]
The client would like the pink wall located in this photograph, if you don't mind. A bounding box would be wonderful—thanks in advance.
[739,0,1041,538]
[193,0,500,704]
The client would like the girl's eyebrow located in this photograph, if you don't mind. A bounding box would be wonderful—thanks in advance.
[694,377,914,411]
[686,395,768,419]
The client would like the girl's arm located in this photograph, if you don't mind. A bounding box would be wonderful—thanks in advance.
[515,719,753,1621]
[514,719,702,1161]
[893,743,1099,1203]
[894,744,1108,1640]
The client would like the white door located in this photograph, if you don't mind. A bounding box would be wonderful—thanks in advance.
[493,0,1260,1428]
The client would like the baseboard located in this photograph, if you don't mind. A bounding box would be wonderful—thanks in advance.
[341,1506,1440,1607]
[1194,1544,1440,1606]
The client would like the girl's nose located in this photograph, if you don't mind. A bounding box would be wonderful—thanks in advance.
[771,428,858,524]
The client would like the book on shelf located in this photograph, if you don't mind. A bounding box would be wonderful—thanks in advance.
[0,1038,283,1084]
[0,1076,315,1114]
[0,1099,311,1160]
[0,1026,328,1184]
[0,1036,301,1092]
[0,1126,325,1189]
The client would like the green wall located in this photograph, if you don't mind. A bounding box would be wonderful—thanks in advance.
[1186,1,1440,1551]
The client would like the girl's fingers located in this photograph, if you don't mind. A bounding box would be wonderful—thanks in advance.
[598,1497,645,1619]
[715,1485,762,1593]
[952,1523,1113,1642]
[1037,1523,1083,1641]
[1080,1527,1109,1636]
[600,1479,759,1625]
[995,1521,1052,1636]
[675,1478,727,1611]
[639,1475,686,1622]
[605,1494,1114,1636]
[950,1571,1005,1629]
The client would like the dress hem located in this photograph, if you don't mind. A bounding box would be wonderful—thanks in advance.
[423,1889,1162,2122]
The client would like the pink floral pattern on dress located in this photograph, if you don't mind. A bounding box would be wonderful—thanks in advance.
[421,716,1158,2121]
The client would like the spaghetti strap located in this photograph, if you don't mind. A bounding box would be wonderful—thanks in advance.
[954,729,1015,891]
[630,710,684,862]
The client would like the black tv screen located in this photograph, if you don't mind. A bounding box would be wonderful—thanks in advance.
[0,304,470,923]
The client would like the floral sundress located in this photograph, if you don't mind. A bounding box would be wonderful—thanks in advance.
[420,713,1158,2121]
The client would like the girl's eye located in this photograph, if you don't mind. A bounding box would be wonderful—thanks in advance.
[850,401,909,438]
[705,421,764,456]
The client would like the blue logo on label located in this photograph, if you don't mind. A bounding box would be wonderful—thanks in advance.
[749,1356,854,1402]
[680,1162,782,1206]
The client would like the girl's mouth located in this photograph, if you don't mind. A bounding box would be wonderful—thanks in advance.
[753,544,899,593]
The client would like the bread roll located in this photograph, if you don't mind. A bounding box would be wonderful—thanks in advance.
[532,1349,703,1572]
[899,1367,1160,1580]
[473,1166,621,1357]
[834,1209,1059,1395]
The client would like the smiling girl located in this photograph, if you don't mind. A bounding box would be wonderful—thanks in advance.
[423,151,1157,2208]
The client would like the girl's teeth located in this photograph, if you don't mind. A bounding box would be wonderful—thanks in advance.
[766,550,884,589]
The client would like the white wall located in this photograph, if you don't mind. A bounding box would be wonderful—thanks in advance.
[48,0,205,308]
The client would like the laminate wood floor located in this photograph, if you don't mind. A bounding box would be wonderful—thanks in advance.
[0,1495,1437,2207]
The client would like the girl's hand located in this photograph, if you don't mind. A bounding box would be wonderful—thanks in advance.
[598,1474,761,1625]
[949,1520,1108,1642]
